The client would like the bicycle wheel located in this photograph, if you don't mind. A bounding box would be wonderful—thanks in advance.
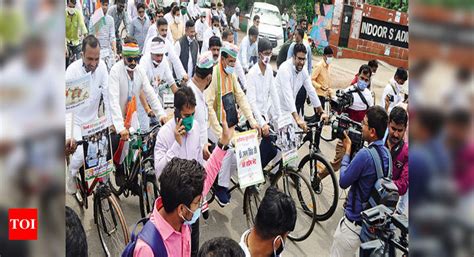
[74,168,88,209]
[272,169,316,241]
[299,153,338,221]
[139,158,159,218]
[243,185,261,228]
[94,187,129,256]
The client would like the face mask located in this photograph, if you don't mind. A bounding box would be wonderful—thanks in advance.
[224,65,235,75]
[213,27,219,33]
[126,64,137,72]
[66,7,75,15]
[152,60,161,67]
[357,79,369,91]
[271,235,285,257]
[326,57,333,64]
[181,205,201,225]
[181,9,187,15]
[261,54,271,65]
[182,114,194,132]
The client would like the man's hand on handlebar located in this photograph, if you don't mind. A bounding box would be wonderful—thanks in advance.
[119,129,130,141]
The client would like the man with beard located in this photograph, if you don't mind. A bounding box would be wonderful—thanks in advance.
[276,43,324,132]
[65,35,112,194]
[108,36,167,186]
[208,36,222,65]
[385,106,409,214]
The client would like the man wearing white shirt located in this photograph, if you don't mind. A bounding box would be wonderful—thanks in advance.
[230,7,240,44]
[139,37,178,131]
[195,11,209,51]
[381,67,408,113]
[201,16,221,54]
[89,0,117,71]
[108,37,167,185]
[174,20,200,78]
[238,26,259,72]
[187,0,201,20]
[187,51,215,160]
[246,38,282,169]
[142,18,189,82]
[222,29,247,92]
[143,15,175,53]
[163,2,178,25]
[276,43,325,132]
[66,35,112,194]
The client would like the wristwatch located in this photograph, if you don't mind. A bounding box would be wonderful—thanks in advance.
[217,141,229,151]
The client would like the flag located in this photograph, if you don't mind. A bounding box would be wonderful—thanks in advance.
[113,96,139,165]
[91,3,106,34]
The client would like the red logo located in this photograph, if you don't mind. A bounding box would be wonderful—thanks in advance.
[8,208,38,240]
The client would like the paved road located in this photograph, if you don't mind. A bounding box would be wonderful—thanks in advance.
[66,30,396,256]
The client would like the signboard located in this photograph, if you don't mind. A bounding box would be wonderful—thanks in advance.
[66,73,91,111]
[81,116,114,180]
[359,17,408,48]
[235,129,265,189]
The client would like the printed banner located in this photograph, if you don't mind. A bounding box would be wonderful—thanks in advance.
[81,116,114,180]
[235,129,265,189]
[66,73,91,111]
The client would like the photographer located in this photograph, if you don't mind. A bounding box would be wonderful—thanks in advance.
[330,106,390,257]
[314,65,374,188]
[381,67,408,113]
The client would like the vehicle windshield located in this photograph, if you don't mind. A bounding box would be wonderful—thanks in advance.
[253,7,282,26]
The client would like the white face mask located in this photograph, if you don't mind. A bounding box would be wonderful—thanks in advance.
[213,27,219,33]
[174,16,181,24]
[126,65,136,72]
[261,54,271,65]
[325,57,333,64]
[66,7,75,15]
[152,60,161,67]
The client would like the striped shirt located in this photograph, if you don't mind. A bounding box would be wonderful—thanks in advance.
[90,15,116,52]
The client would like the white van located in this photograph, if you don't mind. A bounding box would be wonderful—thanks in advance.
[246,2,285,56]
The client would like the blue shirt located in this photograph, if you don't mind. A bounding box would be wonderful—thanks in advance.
[340,139,390,221]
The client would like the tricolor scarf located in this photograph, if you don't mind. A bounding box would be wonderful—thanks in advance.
[122,43,140,57]
[215,61,234,123]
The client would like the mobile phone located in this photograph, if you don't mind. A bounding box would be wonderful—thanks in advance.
[388,94,394,102]
[221,93,238,127]
[174,108,181,122]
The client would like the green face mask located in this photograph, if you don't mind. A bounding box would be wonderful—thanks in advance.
[181,9,187,15]
[182,114,194,132]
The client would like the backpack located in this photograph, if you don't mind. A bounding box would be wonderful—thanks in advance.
[122,217,168,257]
[365,146,399,211]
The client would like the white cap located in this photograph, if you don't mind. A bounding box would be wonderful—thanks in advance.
[235,7,240,12]
[150,41,167,55]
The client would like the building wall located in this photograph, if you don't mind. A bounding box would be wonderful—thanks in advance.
[329,1,408,68]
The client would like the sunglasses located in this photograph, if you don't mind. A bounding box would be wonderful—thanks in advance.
[126,56,140,63]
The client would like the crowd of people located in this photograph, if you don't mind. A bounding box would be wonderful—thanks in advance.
[65,0,410,256]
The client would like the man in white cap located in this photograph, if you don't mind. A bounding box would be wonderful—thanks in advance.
[138,36,178,130]
[205,43,259,206]
[187,51,215,160]
[230,7,240,45]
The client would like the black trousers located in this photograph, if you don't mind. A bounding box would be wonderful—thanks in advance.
[295,86,307,116]
[260,135,278,169]
[191,218,199,257]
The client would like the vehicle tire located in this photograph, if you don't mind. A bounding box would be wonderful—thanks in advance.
[272,169,316,241]
[298,153,338,221]
[94,192,129,257]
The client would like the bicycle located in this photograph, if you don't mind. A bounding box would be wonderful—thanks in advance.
[73,140,130,256]
[107,124,161,218]
[206,124,318,241]
[155,79,186,110]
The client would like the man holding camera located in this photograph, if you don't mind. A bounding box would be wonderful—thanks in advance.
[330,106,390,257]
[315,65,375,188]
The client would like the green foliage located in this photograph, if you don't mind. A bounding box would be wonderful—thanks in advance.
[368,0,409,12]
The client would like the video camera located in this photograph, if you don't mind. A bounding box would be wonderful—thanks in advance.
[331,113,364,151]
[330,89,354,113]
[360,205,409,257]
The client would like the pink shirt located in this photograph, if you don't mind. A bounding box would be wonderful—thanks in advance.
[133,147,227,257]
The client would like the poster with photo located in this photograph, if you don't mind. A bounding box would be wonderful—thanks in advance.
[66,73,91,111]
[81,116,114,180]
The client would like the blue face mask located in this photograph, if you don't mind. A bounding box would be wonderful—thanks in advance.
[181,205,201,225]
[224,65,235,74]
[357,79,368,90]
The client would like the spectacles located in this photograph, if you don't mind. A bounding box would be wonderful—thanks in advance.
[126,56,140,63]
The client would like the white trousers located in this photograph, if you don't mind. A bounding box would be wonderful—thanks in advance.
[330,216,362,257]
